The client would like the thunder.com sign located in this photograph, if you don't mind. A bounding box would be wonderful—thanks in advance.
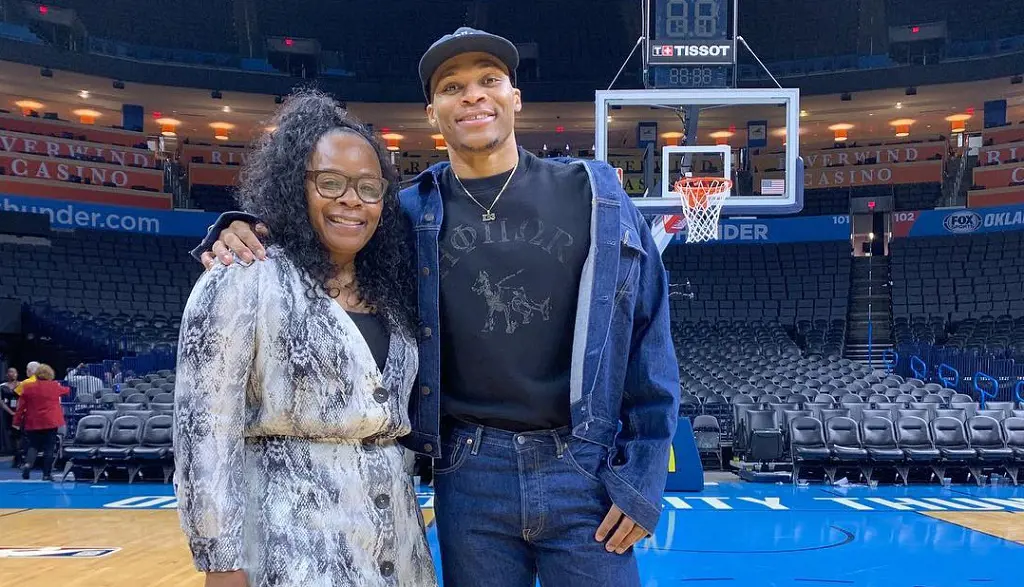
[650,40,736,65]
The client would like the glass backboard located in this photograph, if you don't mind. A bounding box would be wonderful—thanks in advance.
[595,88,804,217]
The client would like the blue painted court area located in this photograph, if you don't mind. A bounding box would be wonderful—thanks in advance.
[1,480,1022,586]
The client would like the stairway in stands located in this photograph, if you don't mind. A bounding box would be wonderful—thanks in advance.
[844,255,893,367]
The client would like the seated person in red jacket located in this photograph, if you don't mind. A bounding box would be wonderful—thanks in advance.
[13,364,69,481]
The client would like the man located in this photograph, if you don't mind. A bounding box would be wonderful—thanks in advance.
[9,363,37,468]
[15,361,39,396]
[194,28,679,586]
[1,367,19,461]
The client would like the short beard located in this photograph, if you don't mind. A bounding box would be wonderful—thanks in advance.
[455,130,510,154]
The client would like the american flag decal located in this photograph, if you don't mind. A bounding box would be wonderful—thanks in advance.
[760,178,785,195]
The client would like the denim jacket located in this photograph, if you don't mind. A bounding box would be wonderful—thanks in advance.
[191,156,680,533]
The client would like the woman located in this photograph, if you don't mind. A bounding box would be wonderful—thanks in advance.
[12,363,69,480]
[174,90,436,587]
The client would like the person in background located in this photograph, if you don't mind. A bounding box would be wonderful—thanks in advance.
[66,363,104,398]
[1,367,20,463]
[106,362,124,386]
[15,361,39,396]
[13,364,69,481]
[12,361,39,469]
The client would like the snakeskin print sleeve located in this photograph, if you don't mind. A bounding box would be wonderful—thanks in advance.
[173,261,258,572]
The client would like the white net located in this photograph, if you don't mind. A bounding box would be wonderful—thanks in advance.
[673,178,732,244]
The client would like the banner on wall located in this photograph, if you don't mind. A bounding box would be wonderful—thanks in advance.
[0,113,144,148]
[187,164,241,187]
[759,160,943,189]
[0,130,156,168]
[638,122,658,149]
[982,123,1024,146]
[984,99,1008,129]
[0,194,218,237]
[0,175,171,209]
[968,186,1024,208]
[180,143,248,165]
[752,142,946,172]
[891,204,1024,238]
[747,120,767,148]
[972,162,1024,189]
[668,213,850,244]
[977,141,1024,166]
[0,152,163,190]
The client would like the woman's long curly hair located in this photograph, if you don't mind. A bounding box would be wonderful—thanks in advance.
[235,89,417,332]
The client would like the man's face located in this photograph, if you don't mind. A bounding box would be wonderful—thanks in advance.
[426,52,522,154]
[6,368,16,381]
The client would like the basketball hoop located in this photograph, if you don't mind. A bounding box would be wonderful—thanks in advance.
[672,177,732,243]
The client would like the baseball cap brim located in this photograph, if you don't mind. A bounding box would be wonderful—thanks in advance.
[419,29,519,101]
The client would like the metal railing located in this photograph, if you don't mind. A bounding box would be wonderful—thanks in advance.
[898,342,1022,402]
[974,373,999,409]
[944,153,970,208]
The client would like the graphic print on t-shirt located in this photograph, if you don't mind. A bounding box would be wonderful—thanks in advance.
[471,269,550,334]
[437,148,592,431]
[440,214,579,333]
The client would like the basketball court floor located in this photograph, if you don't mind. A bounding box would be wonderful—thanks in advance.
[1,477,1021,586]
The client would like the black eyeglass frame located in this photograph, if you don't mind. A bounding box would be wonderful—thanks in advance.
[305,169,389,204]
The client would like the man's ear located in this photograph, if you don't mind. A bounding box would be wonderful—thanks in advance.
[513,88,522,113]
[426,103,438,128]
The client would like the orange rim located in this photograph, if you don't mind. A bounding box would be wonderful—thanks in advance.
[673,177,732,208]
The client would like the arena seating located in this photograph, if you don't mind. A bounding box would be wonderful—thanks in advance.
[0,232,197,314]
[888,0,1024,43]
[672,316,1024,484]
[60,368,177,483]
[0,232,196,365]
[664,241,850,328]
[47,0,238,54]
[798,183,945,217]
[891,231,1024,325]
[257,0,471,79]
[890,232,1024,399]
[798,189,850,216]
[190,184,236,212]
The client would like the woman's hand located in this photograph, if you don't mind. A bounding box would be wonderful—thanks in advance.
[205,570,248,587]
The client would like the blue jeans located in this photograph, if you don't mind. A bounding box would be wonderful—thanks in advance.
[433,419,641,587]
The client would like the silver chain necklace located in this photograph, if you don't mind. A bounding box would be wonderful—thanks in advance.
[451,160,519,222]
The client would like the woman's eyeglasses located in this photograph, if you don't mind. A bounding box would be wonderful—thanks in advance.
[306,170,388,204]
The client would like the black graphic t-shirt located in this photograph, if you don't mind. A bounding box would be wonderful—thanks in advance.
[438,148,592,432]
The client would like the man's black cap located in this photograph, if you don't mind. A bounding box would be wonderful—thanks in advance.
[418,27,519,101]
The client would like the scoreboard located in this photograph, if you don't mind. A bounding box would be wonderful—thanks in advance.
[653,65,730,88]
[650,0,736,89]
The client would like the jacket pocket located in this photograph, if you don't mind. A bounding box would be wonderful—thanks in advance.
[615,224,647,303]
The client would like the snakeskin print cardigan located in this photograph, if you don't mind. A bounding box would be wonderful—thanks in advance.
[173,248,437,586]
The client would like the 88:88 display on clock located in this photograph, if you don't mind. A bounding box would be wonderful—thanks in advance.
[653,66,730,88]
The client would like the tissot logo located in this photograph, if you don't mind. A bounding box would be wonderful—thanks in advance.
[650,41,734,64]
